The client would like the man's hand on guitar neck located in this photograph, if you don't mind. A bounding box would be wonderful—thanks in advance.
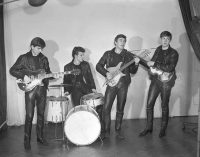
[92,89,97,93]
[53,73,63,79]
[134,57,140,65]
[106,72,113,80]
[23,75,31,84]
[147,61,155,67]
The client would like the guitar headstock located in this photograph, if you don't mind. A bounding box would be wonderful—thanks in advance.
[132,48,155,61]
[137,49,152,59]
[70,69,81,75]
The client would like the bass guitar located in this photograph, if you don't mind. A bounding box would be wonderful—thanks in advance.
[16,69,80,92]
[138,57,174,82]
[104,49,174,87]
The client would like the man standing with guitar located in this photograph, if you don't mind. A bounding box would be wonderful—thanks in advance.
[139,31,179,138]
[96,34,140,139]
[10,37,54,150]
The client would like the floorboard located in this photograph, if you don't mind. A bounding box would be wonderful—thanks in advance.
[0,117,197,157]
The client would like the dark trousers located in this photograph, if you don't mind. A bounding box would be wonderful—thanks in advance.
[71,87,85,107]
[24,86,47,142]
[102,82,129,134]
[145,80,172,131]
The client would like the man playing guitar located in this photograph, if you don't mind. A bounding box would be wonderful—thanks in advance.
[139,31,179,138]
[10,37,59,150]
[96,34,140,139]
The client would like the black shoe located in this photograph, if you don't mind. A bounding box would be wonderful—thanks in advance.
[24,135,31,150]
[115,130,125,139]
[37,138,48,145]
[100,133,105,140]
[159,130,166,138]
[24,141,31,150]
[100,131,110,140]
[116,134,124,139]
[139,129,152,137]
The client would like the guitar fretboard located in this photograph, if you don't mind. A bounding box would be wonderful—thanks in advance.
[119,59,135,72]
[33,72,66,80]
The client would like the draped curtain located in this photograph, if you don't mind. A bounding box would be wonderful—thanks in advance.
[178,0,200,61]
[178,1,200,156]
[0,0,7,130]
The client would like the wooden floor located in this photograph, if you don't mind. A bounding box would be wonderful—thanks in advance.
[0,117,197,157]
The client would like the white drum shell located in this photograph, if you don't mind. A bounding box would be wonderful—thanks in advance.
[46,97,69,123]
[64,105,101,146]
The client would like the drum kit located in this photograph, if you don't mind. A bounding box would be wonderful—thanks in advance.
[46,83,104,146]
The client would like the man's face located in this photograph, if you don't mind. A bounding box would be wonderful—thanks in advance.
[31,46,43,56]
[161,36,171,48]
[75,51,84,62]
[115,37,126,50]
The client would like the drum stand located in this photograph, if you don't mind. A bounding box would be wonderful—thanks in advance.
[57,92,68,145]
[48,85,69,145]
[91,98,104,146]
[54,100,67,143]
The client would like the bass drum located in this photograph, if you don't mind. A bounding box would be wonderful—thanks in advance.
[64,105,101,146]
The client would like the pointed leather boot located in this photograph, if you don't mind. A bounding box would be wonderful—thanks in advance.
[116,130,125,139]
[139,129,153,137]
[115,112,123,131]
[159,110,168,138]
[36,118,48,145]
[139,109,153,137]
[159,129,166,138]
[24,117,32,150]
[24,135,31,150]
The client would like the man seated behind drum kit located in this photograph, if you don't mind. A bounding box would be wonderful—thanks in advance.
[63,46,103,122]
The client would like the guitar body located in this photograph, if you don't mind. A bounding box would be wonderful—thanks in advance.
[16,69,80,92]
[105,62,126,87]
[149,67,174,82]
[17,79,42,92]
[16,69,46,92]
[131,51,174,83]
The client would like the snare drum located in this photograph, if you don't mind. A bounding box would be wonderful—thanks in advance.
[64,105,101,146]
[46,96,69,123]
[80,93,104,108]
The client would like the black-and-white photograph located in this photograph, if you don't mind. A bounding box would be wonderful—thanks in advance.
[0,0,200,157]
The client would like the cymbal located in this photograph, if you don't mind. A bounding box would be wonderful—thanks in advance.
[82,93,103,100]
[47,96,69,101]
[49,84,72,88]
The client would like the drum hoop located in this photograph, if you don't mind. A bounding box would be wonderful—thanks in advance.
[66,105,99,119]
[64,105,101,145]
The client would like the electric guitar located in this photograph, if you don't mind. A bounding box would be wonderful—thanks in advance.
[104,59,137,87]
[139,57,174,82]
[16,69,80,92]
[104,49,174,87]
[103,49,153,87]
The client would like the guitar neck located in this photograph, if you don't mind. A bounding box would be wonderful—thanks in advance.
[119,59,135,72]
[133,54,149,68]
[36,71,67,80]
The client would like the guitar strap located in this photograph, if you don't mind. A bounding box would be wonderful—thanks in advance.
[106,51,111,68]
[119,49,126,67]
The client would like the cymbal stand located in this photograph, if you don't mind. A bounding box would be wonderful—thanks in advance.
[59,87,69,145]
[92,98,104,145]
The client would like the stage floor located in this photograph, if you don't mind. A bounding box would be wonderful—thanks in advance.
[0,117,197,157]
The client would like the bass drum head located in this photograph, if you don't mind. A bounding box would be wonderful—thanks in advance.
[64,105,101,146]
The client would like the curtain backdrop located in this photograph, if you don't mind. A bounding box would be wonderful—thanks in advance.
[0,0,7,130]
[5,0,200,126]
[178,0,200,61]
[178,1,200,156]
